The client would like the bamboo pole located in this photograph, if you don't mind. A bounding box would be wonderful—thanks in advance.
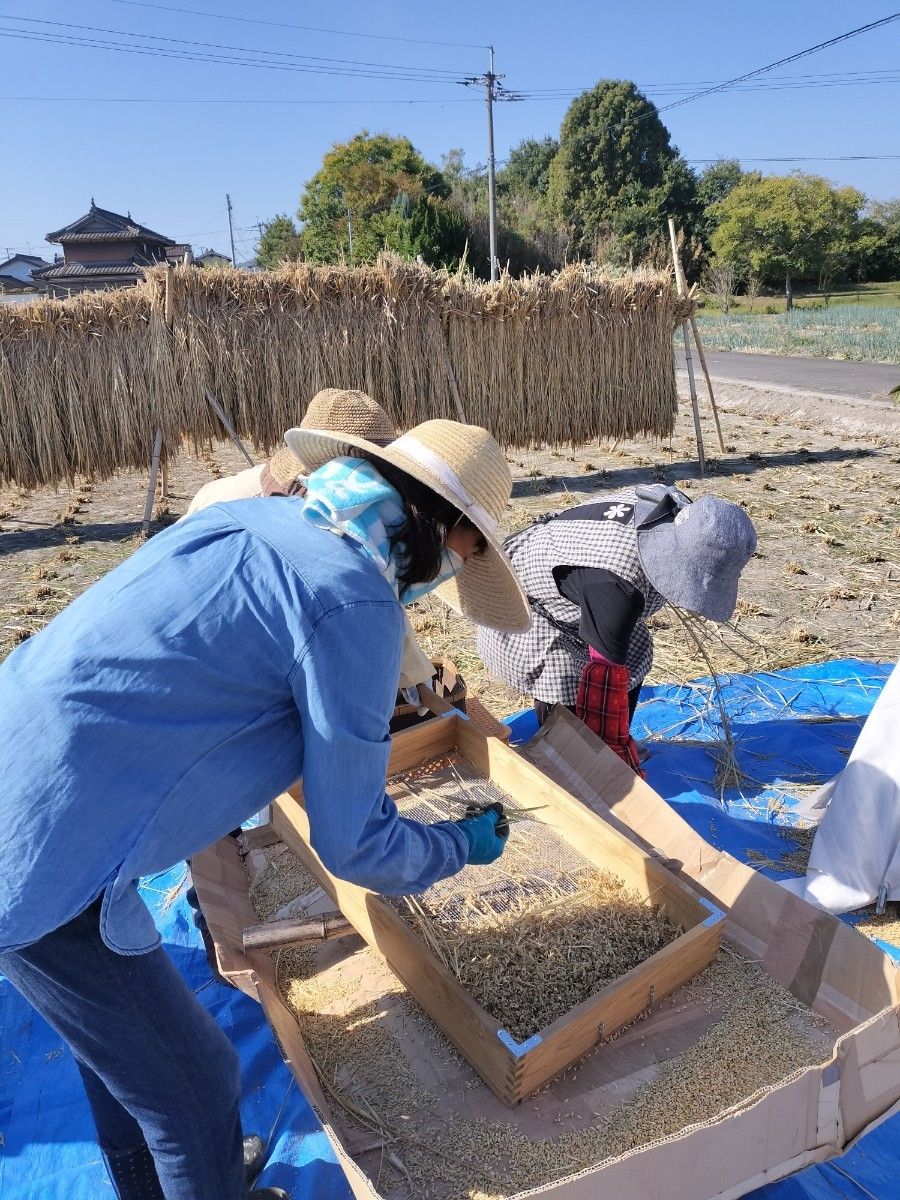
[681,324,705,477]
[141,429,163,537]
[160,266,174,499]
[667,220,706,476]
[688,311,725,452]
[141,266,174,533]
[667,219,725,455]
[205,387,255,466]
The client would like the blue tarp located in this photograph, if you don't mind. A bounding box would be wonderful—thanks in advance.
[0,869,351,1199]
[1,658,896,1199]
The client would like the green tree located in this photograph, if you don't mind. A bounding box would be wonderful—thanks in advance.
[546,79,700,263]
[499,136,558,202]
[381,194,470,268]
[710,173,865,309]
[696,159,745,212]
[696,159,748,247]
[298,131,461,267]
[256,215,302,268]
[857,199,900,280]
[440,148,562,275]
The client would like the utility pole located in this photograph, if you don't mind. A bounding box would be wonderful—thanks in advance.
[225,193,236,265]
[346,207,354,265]
[485,46,499,282]
[465,48,509,282]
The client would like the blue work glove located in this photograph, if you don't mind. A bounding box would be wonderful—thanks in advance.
[455,807,508,865]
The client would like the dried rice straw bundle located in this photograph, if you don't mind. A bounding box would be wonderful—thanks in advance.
[0,256,691,489]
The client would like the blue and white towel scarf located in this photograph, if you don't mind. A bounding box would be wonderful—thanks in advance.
[302,456,462,604]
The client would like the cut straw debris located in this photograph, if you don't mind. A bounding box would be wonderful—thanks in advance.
[249,843,835,1200]
[399,866,679,1040]
[387,752,680,1040]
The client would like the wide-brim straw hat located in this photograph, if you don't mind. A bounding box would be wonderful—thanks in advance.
[268,388,397,487]
[284,419,531,633]
[633,485,757,622]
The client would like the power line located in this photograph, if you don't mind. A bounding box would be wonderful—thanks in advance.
[656,11,900,113]
[688,154,900,163]
[0,28,468,84]
[6,61,899,108]
[520,67,900,96]
[3,13,469,77]
[0,94,483,105]
[0,14,472,80]
[102,0,488,50]
[5,66,900,108]
[519,76,900,100]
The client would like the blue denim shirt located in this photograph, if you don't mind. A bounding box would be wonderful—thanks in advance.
[0,498,468,955]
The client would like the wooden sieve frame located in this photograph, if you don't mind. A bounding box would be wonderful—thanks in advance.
[272,714,723,1105]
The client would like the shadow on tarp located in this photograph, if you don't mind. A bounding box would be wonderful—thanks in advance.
[637,739,831,880]
[644,717,859,793]
[504,660,890,750]
[0,864,352,1200]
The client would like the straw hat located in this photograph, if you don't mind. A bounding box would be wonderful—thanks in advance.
[268,388,397,487]
[284,419,531,633]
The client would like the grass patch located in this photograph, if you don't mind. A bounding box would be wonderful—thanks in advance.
[698,280,900,316]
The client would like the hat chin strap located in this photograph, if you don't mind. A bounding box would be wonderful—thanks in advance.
[390,435,498,537]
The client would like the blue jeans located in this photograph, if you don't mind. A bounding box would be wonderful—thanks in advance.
[0,897,247,1199]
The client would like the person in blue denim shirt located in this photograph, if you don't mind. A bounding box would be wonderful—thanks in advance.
[0,419,530,1200]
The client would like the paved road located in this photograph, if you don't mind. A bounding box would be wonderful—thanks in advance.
[675,347,900,400]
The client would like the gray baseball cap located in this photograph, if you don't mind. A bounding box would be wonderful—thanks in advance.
[633,485,757,621]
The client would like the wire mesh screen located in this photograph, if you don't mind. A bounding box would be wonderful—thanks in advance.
[382,751,682,1042]
[387,753,593,932]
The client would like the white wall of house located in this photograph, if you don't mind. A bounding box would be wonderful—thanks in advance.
[0,256,49,282]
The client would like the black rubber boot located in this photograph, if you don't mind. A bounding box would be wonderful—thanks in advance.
[101,1144,165,1200]
[244,1134,265,1187]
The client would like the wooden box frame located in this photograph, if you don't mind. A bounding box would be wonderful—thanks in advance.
[272,714,723,1104]
[390,656,511,742]
[390,656,467,730]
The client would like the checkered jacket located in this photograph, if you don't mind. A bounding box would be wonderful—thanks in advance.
[478,489,666,704]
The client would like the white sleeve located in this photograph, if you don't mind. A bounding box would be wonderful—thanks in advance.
[398,612,435,689]
[181,464,266,518]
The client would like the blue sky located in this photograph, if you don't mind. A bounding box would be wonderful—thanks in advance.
[1,0,898,261]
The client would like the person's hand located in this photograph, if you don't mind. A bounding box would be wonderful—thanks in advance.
[455,807,508,864]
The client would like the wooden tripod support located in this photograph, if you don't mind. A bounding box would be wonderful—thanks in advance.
[667,220,727,474]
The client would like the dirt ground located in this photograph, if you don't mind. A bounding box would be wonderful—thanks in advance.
[1,378,897,719]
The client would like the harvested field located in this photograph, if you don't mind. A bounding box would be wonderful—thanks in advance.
[249,843,835,1200]
[2,377,896,703]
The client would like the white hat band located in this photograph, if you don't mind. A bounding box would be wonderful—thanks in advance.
[390,435,499,537]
